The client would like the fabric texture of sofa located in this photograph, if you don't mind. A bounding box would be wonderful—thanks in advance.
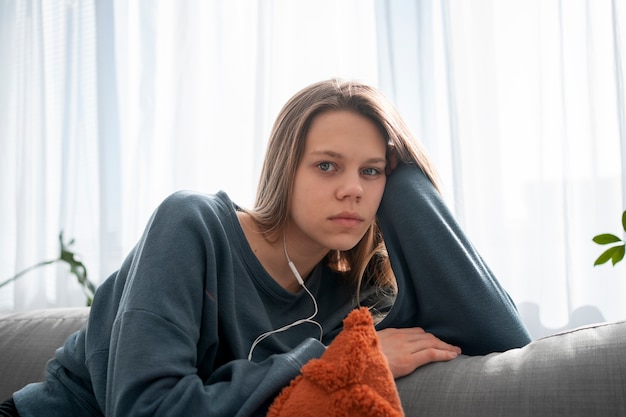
[1,307,625,416]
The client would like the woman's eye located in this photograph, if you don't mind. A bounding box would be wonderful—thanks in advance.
[317,162,335,172]
[362,167,382,176]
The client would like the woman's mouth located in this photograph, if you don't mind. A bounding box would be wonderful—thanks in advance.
[329,213,364,228]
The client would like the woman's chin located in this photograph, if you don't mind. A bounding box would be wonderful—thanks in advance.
[328,238,365,252]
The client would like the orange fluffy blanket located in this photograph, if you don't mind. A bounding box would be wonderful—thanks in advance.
[267,307,405,417]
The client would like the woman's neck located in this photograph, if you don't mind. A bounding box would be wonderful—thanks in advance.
[237,212,326,293]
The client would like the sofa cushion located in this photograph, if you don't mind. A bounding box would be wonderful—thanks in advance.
[396,320,626,416]
[0,307,89,401]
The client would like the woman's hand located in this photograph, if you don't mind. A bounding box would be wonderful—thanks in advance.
[377,327,462,378]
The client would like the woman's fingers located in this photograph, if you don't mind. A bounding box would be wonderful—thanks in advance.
[377,327,462,378]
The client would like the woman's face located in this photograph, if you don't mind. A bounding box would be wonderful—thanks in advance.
[288,110,387,253]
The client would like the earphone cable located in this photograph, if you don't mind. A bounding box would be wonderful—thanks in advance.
[247,236,323,361]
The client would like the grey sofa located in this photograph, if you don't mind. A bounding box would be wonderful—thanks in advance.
[1,308,625,416]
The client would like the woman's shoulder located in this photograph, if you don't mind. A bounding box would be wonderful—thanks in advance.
[160,189,231,204]
[157,190,233,212]
[151,190,238,228]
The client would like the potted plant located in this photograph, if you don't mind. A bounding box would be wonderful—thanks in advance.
[0,232,97,306]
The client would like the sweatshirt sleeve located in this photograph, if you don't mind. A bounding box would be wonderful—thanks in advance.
[107,309,323,417]
[99,192,325,417]
[376,163,531,355]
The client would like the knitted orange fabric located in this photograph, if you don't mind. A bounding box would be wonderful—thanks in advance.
[266,307,404,417]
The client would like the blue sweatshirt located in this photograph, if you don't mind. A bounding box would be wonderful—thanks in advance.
[14,163,530,416]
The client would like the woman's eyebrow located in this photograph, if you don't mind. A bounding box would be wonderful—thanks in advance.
[367,157,388,165]
[310,150,387,164]
[310,150,344,159]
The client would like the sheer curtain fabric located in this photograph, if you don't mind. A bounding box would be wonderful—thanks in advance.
[1,0,625,338]
[0,0,379,310]
[377,0,626,336]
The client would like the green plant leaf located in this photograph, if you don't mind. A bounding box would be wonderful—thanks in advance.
[612,245,626,265]
[593,234,623,245]
[622,210,626,232]
[1,231,97,305]
[594,244,626,266]
[0,259,56,289]
[58,232,97,306]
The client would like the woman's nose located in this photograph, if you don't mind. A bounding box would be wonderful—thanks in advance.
[336,173,364,202]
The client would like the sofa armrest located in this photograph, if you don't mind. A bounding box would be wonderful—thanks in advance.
[0,308,89,401]
[397,320,626,416]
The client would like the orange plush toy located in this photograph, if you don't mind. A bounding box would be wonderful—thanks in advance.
[267,307,405,417]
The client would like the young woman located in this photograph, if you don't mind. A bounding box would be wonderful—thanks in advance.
[3,79,531,416]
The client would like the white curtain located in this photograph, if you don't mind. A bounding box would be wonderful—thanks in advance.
[377,0,626,337]
[0,0,380,311]
[0,0,102,309]
[2,0,625,339]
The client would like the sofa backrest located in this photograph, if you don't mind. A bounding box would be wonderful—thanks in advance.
[0,307,89,401]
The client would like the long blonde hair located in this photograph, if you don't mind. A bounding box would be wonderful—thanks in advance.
[250,79,438,301]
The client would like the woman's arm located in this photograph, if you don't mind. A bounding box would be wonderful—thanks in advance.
[96,192,325,417]
[376,163,531,355]
[106,310,323,416]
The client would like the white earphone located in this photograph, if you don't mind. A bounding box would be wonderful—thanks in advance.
[247,236,323,361]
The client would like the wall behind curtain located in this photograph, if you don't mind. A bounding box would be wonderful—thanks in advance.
[0,0,379,311]
[377,0,626,337]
